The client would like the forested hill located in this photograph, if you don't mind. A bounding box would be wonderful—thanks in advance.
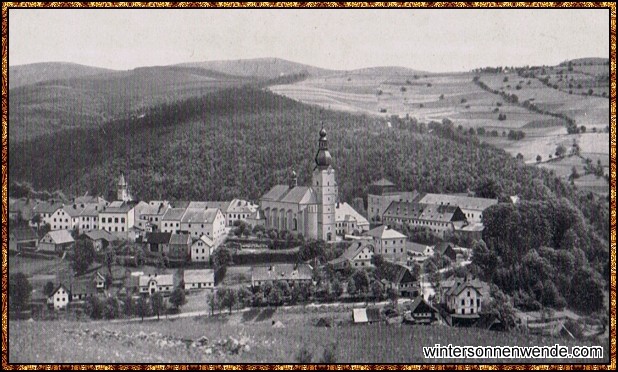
[9,87,608,245]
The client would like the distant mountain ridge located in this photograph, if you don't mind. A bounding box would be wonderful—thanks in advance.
[176,57,339,78]
[9,62,116,89]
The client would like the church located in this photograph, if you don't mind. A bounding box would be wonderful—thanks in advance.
[260,127,340,242]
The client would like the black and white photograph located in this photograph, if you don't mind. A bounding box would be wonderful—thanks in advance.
[4,5,613,366]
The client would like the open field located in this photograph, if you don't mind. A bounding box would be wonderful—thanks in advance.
[9,307,608,364]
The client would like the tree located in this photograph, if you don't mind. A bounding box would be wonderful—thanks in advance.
[371,281,384,303]
[536,155,542,163]
[85,296,103,319]
[387,287,399,306]
[351,270,370,294]
[31,214,42,231]
[123,296,136,317]
[569,267,604,314]
[220,288,237,314]
[346,279,357,297]
[43,281,55,297]
[150,292,165,320]
[267,285,283,307]
[169,287,187,310]
[103,297,120,319]
[206,292,218,315]
[72,239,96,275]
[330,278,343,299]
[555,144,567,158]
[9,273,32,312]
[104,248,116,278]
[484,285,517,331]
[136,296,151,321]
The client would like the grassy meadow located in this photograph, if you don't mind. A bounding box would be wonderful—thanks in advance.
[8,307,609,364]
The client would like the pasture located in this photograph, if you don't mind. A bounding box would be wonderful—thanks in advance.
[8,307,608,364]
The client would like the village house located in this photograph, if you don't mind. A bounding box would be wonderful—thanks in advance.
[77,204,104,232]
[251,264,313,288]
[98,201,136,239]
[334,201,370,236]
[39,230,75,254]
[30,200,63,228]
[191,235,215,262]
[8,227,39,252]
[138,273,175,295]
[70,280,98,301]
[48,206,77,231]
[364,225,408,263]
[82,229,117,252]
[379,263,419,297]
[161,207,186,234]
[383,201,468,238]
[142,232,172,254]
[48,284,70,310]
[406,296,439,324]
[134,200,171,232]
[183,269,215,291]
[168,233,192,262]
[224,198,259,227]
[328,241,375,270]
[441,276,486,316]
[434,242,458,262]
[180,207,226,246]
[93,271,107,290]
[366,178,419,223]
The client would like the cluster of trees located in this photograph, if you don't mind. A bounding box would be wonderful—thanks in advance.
[507,130,525,141]
[473,199,607,314]
[85,288,187,321]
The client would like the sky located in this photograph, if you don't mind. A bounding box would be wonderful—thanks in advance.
[8,8,610,72]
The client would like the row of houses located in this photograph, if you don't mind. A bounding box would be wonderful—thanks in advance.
[47,268,216,310]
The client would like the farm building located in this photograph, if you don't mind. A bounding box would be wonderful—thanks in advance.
[406,296,439,324]
[328,241,375,270]
[39,230,75,254]
[379,263,419,297]
[82,229,117,251]
[8,227,39,252]
[251,264,313,287]
[352,308,382,324]
[183,269,215,291]
[138,273,175,295]
[48,285,70,310]
[418,194,497,225]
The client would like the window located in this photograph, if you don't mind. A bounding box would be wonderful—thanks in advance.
[461,299,465,306]
[115,218,119,223]
[467,291,470,297]
[121,218,125,223]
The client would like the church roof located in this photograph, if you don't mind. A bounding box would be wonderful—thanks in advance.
[262,185,317,205]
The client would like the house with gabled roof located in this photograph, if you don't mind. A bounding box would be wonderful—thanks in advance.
[138,273,175,295]
[48,284,70,310]
[366,177,420,223]
[378,263,419,297]
[39,230,75,253]
[328,241,375,270]
[142,232,172,253]
[98,200,136,239]
[406,296,439,324]
[364,225,408,263]
[418,193,498,224]
[180,207,226,245]
[134,200,170,232]
[224,199,259,227]
[168,233,192,261]
[70,280,98,301]
[441,276,487,316]
[31,200,63,228]
[191,235,214,262]
[434,242,458,262]
[161,207,186,234]
[335,202,370,236]
[183,269,215,291]
[9,227,39,252]
[82,229,117,251]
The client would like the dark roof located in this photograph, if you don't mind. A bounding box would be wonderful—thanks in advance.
[144,232,172,244]
[408,296,438,314]
[434,242,456,256]
[10,227,39,241]
[383,201,426,219]
[83,229,117,242]
[419,194,498,211]
[380,263,415,285]
[418,204,466,223]
[101,201,134,213]
[366,308,382,322]
[169,233,191,245]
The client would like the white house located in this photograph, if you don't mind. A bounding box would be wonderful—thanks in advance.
[49,207,76,231]
[364,225,408,263]
[48,285,70,310]
[441,277,485,315]
[98,201,136,239]
[328,241,375,269]
[334,202,370,236]
[183,269,215,291]
[191,235,215,262]
[224,199,259,227]
[180,207,226,246]
[39,230,75,253]
[138,273,174,295]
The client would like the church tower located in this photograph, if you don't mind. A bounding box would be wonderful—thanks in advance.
[312,125,337,242]
[117,172,130,202]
